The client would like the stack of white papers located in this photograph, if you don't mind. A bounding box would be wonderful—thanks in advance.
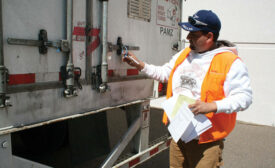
[162,95,212,143]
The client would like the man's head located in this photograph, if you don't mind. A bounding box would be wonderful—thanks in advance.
[178,10,221,53]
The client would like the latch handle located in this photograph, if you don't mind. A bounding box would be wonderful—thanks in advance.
[7,29,69,54]
[107,37,140,54]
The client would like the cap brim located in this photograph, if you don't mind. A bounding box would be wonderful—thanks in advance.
[178,22,201,32]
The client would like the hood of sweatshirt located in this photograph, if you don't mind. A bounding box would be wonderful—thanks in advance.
[189,40,238,59]
[216,40,238,55]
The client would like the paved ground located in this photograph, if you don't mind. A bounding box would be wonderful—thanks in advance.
[136,108,275,168]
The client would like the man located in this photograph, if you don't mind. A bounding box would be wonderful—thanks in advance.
[124,10,252,168]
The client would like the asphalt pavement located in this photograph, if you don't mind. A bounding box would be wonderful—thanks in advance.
[137,108,275,168]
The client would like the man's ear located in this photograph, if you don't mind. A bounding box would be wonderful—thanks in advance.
[207,32,214,40]
[206,32,215,45]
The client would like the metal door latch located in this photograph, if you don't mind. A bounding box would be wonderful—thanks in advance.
[74,67,82,90]
[7,29,70,54]
[0,66,11,108]
[107,37,140,55]
[91,65,102,91]
[60,66,82,97]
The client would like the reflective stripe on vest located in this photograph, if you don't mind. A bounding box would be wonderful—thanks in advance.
[163,47,239,144]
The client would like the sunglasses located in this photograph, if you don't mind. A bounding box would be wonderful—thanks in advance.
[188,16,208,27]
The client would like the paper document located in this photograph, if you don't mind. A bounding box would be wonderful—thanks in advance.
[168,102,196,142]
[162,95,212,143]
[182,114,212,143]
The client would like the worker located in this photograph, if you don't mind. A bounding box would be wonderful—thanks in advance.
[123,9,252,168]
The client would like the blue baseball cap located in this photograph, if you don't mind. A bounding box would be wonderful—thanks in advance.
[178,10,221,34]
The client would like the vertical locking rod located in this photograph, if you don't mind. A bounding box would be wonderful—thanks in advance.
[0,0,10,107]
[64,0,77,97]
[99,0,108,93]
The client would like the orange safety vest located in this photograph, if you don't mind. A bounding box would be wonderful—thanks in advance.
[163,47,239,144]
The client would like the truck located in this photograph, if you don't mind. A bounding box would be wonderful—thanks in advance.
[0,0,182,167]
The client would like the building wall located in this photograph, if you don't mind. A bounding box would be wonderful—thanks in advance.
[181,0,275,126]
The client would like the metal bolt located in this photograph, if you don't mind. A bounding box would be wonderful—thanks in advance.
[64,89,69,95]
[5,99,11,107]
[2,141,9,148]
[143,104,150,110]
[99,84,107,93]
[73,89,77,96]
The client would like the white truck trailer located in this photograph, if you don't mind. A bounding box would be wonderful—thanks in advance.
[0,0,182,167]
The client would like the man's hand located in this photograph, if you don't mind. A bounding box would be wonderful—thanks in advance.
[188,100,217,115]
[122,51,145,71]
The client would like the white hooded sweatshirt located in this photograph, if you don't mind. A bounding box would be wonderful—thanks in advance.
[142,41,252,114]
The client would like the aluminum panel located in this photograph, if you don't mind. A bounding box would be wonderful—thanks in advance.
[3,0,66,75]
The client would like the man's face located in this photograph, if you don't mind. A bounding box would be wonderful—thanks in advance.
[187,31,210,53]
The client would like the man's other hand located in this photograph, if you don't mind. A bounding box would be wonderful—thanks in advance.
[188,100,217,115]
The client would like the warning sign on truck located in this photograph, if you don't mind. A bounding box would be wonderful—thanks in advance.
[157,0,180,29]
